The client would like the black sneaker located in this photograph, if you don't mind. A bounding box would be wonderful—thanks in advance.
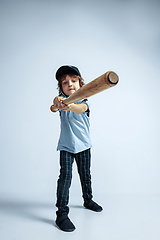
[84,200,103,212]
[56,214,76,232]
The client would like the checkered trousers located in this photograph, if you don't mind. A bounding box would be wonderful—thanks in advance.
[56,148,93,213]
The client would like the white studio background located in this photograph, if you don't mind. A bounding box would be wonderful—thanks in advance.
[0,0,160,199]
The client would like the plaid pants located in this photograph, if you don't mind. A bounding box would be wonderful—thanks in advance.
[56,148,93,214]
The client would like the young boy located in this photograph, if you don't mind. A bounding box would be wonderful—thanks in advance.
[50,65,103,232]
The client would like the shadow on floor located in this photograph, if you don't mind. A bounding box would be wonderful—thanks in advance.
[0,196,56,226]
[0,196,84,227]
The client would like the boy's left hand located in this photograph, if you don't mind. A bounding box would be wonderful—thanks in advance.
[54,97,73,111]
[50,97,74,112]
[60,103,74,111]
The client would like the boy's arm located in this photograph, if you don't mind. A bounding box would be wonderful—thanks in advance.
[50,96,88,114]
[69,103,88,114]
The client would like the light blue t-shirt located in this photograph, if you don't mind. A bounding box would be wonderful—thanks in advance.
[57,93,92,154]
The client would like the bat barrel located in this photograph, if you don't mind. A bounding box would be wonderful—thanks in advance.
[107,72,119,85]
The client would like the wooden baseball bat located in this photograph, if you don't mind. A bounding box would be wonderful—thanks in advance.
[51,71,119,111]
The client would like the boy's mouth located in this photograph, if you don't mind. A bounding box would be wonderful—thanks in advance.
[68,88,74,91]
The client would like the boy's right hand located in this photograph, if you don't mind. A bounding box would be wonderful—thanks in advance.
[53,96,66,109]
[50,96,69,112]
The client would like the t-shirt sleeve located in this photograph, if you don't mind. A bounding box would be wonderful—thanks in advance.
[82,99,90,117]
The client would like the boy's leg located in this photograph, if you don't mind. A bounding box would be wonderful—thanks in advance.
[56,150,75,231]
[75,148,93,202]
[75,148,103,212]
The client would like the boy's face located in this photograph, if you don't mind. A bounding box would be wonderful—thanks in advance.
[61,74,80,96]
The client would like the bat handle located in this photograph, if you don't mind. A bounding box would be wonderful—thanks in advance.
[50,105,58,112]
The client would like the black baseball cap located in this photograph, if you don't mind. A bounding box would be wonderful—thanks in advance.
[55,65,81,80]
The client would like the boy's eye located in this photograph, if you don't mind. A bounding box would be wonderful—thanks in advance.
[72,78,78,82]
[63,81,67,85]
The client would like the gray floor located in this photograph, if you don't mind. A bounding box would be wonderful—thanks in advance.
[0,193,160,240]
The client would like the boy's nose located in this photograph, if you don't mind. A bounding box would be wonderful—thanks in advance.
[68,80,72,86]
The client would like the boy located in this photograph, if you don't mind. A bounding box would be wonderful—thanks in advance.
[50,65,103,232]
